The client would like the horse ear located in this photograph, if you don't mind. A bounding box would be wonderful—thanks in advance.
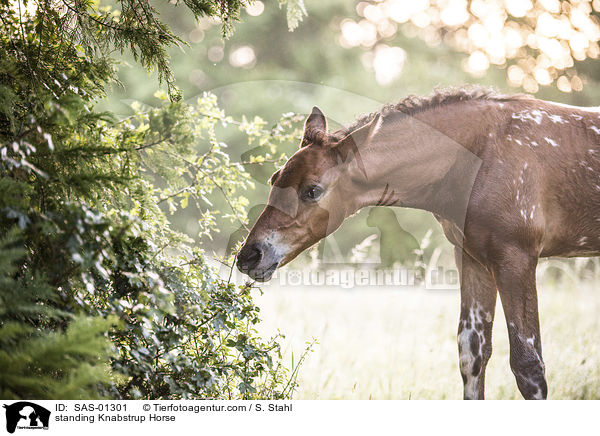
[300,106,328,147]
[338,113,381,151]
[305,106,327,132]
[332,113,382,179]
[269,169,280,185]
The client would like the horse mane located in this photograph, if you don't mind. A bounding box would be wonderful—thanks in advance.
[333,86,531,140]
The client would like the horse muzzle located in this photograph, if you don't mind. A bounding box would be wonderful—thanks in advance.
[236,241,281,282]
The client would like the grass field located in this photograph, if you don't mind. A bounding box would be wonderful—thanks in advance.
[254,278,600,400]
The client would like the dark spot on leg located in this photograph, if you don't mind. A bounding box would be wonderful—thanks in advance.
[472,356,482,376]
[470,332,480,355]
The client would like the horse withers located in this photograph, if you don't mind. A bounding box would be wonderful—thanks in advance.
[236,87,600,399]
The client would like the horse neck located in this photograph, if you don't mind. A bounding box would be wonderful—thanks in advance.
[349,102,491,226]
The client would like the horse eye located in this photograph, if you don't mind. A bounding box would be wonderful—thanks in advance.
[303,185,323,201]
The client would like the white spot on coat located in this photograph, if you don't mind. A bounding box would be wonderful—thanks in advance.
[520,209,527,220]
[548,114,567,124]
[512,110,543,124]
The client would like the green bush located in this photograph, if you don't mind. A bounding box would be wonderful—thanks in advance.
[0,0,304,399]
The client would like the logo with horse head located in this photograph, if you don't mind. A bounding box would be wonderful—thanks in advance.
[3,402,50,433]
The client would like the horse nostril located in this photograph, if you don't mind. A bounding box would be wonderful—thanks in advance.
[238,243,263,271]
[246,245,262,268]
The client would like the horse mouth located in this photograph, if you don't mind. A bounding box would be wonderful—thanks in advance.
[238,262,279,282]
[250,262,278,282]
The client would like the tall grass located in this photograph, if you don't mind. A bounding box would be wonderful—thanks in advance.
[254,263,600,399]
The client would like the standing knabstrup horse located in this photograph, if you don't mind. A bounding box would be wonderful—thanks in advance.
[236,87,600,400]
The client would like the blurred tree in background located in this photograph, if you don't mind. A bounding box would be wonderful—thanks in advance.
[339,0,600,94]
[0,0,308,399]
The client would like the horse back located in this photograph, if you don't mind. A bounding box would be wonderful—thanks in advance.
[469,99,600,258]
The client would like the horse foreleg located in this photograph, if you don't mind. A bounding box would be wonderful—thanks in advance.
[492,247,547,400]
[455,248,497,400]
